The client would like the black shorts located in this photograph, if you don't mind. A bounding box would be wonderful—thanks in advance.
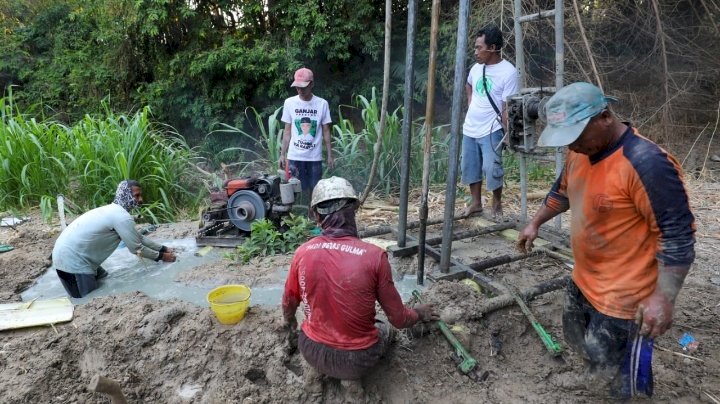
[563,281,654,398]
[56,269,99,298]
[288,160,322,194]
[298,320,394,380]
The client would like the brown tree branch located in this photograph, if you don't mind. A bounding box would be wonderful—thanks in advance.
[572,0,603,91]
[650,0,671,138]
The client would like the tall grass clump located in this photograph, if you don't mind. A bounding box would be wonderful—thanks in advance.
[0,93,199,222]
[332,88,450,195]
[207,106,284,175]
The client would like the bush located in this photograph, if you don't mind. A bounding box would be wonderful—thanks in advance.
[227,214,316,263]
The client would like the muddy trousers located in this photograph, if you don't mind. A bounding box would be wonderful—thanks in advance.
[56,267,107,298]
[563,281,654,398]
[298,320,394,380]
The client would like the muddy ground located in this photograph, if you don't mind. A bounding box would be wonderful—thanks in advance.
[1,181,719,403]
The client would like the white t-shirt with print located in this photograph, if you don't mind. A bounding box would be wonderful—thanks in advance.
[463,59,518,138]
[281,95,332,161]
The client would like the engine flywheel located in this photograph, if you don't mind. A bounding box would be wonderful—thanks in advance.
[227,190,266,231]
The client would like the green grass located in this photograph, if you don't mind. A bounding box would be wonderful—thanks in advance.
[502,152,557,183]
[0,92,200,222]
[331,88,451,195]
[207,106,284,175]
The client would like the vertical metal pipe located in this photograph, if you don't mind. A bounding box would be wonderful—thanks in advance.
[397,0,418,248]
[439,0,470,272]
[417,0,441,285]
[553,0,564,230]
[520,154,528,222]
[555,0,564,90]
[514,0,529,222]
[513,0,526,89]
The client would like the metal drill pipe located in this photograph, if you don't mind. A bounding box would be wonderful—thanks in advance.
[425,222,516,246]
[397,0,418,248]
[440,0,470,272]
[553,0,565,231]
[468,250,542,271]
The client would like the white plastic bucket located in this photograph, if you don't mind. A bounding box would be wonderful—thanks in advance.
[279,183,295,204]
[288,177,302,193]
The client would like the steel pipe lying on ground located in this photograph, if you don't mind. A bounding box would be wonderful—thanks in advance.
[470,275,570,318]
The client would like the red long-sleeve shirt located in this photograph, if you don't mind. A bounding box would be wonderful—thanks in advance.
[282,235,419,350]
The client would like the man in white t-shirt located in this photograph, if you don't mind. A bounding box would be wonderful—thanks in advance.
[280,68,334,205]
[461,26,518,217]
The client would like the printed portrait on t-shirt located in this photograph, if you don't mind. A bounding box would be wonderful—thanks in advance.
[294,117,318,148]
[475,76,494,96]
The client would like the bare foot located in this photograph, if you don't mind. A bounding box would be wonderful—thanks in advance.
[491,200,503,218]
[464,204,483,217]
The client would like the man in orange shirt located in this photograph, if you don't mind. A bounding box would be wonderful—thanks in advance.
[517,82,695,398]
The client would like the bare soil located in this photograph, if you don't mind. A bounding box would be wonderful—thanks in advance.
[1,180,719,403]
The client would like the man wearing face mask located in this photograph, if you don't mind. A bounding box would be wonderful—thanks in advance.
[517,82,695,398]
[52,180,176,298]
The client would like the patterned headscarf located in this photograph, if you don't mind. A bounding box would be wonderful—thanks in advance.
[319,202,358,238]
[112,180,140,212]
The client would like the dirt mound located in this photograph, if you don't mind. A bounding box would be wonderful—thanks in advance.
[1,292,305,403]
[0,215,55,302]
[2,180,720,402]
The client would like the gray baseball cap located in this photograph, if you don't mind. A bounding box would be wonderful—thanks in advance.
[538,82,618,147]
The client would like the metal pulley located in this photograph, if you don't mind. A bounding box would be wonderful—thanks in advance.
[226,190,266,231]
[507,92,552,152]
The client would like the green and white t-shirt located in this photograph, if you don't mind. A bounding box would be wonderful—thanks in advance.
[282,95,332,161]
[463,60,518,139]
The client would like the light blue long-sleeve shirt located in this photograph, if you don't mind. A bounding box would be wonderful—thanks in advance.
[52,203,163,275]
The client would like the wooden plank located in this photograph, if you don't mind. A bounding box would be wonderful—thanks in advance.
[0,298,74,331]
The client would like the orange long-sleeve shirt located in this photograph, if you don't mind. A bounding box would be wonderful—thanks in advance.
[545,126,695,319]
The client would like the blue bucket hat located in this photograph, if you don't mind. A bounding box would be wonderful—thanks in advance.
[538,82,618,147]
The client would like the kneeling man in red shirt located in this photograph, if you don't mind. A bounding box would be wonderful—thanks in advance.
[282,176,438,385]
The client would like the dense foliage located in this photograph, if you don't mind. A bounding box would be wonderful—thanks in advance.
[4,0,718,144]
[0,93,199,222]
[1,0,419,140]
[1,0,718,215]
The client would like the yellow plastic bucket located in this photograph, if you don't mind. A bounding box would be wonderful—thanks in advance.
[207,285,251,325]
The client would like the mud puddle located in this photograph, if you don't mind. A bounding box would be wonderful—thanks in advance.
[21,238,425,306]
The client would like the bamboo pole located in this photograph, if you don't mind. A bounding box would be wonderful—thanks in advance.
[417,0,441,286]
[359,0,392,204]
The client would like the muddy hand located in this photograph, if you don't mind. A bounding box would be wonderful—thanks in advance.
[161,251,177,262]
[516,224,538,254]
[635,291,674,338]
[414,304,439,322]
